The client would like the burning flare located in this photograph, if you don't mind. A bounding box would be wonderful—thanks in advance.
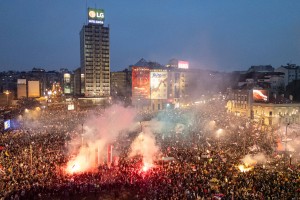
[142,162,153,172]
[238,164,254,172]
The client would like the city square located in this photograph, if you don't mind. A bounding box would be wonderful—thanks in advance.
[1,1,300,199]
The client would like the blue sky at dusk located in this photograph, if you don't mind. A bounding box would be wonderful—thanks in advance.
[0,0,300,72]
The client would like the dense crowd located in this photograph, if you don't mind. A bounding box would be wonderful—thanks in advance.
[0,100,299,199]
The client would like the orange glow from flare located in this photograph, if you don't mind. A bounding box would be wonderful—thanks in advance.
[142,162,153,172]
[277,138,284,151]
[66,162,82,174]
[238,164,253,172]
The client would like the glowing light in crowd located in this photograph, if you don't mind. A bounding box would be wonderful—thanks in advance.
[129,130,160,173]
[142,162,153,172]
[65,105,138,174]
[238,164,253,172]
[65,149,92,174]
[69,163,81,174]
[66,160,83,174]
[216,128,223,137]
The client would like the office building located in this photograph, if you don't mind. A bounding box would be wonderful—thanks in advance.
[80,8,110,97]
[275,63,300,87]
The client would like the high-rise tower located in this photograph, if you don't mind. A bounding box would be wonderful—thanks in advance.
[80,8,110,97]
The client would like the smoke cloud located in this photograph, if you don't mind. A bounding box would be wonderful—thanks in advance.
[66,104,138,173]
[241,153,267,166]
[128,125,160,166]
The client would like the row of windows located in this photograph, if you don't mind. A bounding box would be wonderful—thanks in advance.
[85,69,109,73]
[85,84,110,87]
[85,62,105,66]
[85,43,107,48]
[233,94,247,101]
[85,50,102,54]
[85,54,102,58]
[85,41,108,46]
[233,103,247,109]
[85,76,109,79]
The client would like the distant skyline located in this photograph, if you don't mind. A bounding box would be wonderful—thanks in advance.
[0,0,300,72]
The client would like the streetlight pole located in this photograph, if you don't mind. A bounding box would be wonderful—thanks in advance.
[30,144,33,174]
[243,134,246,156]
[284,123,290,167]
[81,123,84,147]
[216,129,222,152]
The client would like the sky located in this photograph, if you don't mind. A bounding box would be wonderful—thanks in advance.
[0,0,300,72]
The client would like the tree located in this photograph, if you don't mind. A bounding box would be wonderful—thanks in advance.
[17,98,41,110]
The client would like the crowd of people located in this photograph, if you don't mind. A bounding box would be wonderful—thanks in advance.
[0,100,299,199]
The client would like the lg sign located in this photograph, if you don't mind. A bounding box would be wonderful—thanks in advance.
[89,10,104,19]
[88,8,105,24]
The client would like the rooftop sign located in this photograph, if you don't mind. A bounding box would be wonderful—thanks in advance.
[88,8,104,24]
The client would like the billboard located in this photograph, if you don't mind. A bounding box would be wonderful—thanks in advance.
[17,79,26,85]
[64,73,71,83]
[178,60,189,69]
[17,79,27,99]
[253,90,268,102]
[64,73,71,94]
[132,67,150,100]
[28,81,40,98]
[4,120,10,130]
[67,104,75,111]
[150,71,168,99]
[88,8,105,24]
[17,84,27,99]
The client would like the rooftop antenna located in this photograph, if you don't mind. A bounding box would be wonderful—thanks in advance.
[85,0,88,24]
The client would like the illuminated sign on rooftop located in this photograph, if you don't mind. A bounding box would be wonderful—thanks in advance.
[178,60,189,69]
[88,8,105,24]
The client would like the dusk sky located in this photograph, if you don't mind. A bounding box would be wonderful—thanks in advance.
[0,0,300,72]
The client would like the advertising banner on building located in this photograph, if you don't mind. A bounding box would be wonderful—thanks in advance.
[64,73,71,94]
[4,120,10,130]
[88,8,105,24]
[17,85,27,99]
[17,79,26,85]
[253,89,268,102]
[28,81,40,98]
[132,67,150,100]
[150,71,168,99]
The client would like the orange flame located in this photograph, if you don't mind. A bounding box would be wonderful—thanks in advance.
[277,138,284,151]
